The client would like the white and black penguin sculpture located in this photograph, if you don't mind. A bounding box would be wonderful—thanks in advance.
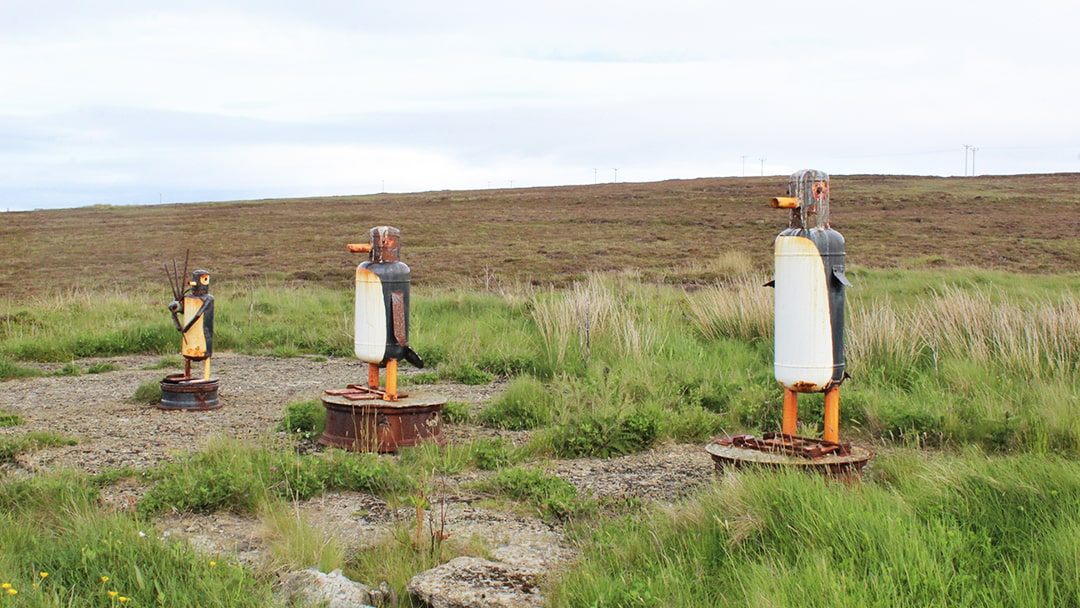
[350,226,424,368]
[769,169,851,443]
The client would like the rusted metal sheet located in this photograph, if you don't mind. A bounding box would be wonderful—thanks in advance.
[320,392,445,453]
[706,435,872,477]
[391,290,407,346]
[715,433,851,459]
[324,384,410,401]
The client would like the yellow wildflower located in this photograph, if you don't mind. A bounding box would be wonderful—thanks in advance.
[1,584,9,589]
[6,589,16,596]
[109,591,118,597]
[40,572,48,579]
[101,576,110,583]
[118,597,129,603]
[210,561,217,567]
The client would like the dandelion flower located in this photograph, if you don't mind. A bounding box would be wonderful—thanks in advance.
[6,589,16,596]
[1,583,9,589]
[40,572,48,579]
[118,597,130,603]
[101,576,109,583]
[210,561,217,567]
[108,591,118,597]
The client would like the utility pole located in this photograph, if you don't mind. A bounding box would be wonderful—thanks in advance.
[759,158,767,176]
[963,144,971,176]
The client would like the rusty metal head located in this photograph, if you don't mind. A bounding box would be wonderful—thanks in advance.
[786,169,830,230]
[369,226,402,263]
[189,270,211,295]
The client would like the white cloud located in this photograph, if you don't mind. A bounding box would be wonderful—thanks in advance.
[0,0,1078,210]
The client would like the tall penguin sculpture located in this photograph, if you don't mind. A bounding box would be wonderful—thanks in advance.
[319,225,445,453]
[769,169,851,443]
[347,225,424,401]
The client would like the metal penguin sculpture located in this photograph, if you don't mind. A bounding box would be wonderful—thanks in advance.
[165,252,216,381]
[348,226,423,400]
[769,169,851,442]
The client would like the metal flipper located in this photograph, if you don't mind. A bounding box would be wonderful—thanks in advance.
[832,266,852,287]
[402,346,424,368]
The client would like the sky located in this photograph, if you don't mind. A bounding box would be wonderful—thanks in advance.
[1,0,1078,211]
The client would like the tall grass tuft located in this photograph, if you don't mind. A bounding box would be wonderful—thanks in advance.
[259,501,344,572]
[684,274,773,343]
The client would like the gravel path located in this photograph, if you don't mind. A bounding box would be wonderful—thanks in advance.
[0,354,716,576]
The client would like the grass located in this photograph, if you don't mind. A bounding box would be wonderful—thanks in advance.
[131,380,163,404]
[0,472,276,607]
[549,449,1080,607]
[0,432,76,463]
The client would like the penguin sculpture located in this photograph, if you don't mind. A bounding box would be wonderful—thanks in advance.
[770,169,851,443]
[347,226,423,401]
[168,269,216,381]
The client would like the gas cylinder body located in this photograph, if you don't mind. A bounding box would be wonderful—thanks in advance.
[354,226,415,366]
[772,170,849,393]
[170,269,214,362]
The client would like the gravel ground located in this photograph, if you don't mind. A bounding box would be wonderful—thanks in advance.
[0,353,716,574]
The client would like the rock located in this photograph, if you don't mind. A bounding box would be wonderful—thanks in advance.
[277,568,376,608]
[408,556,545,608]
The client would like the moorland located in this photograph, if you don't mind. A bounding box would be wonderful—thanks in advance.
[0,173,1078,607]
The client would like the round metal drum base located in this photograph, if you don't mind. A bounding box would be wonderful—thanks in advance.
[320,393,447,453]
[159,374,221,411]
[705,439,872,477]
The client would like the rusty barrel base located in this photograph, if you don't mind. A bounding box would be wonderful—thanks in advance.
[159,374,221,411]
[319,392,447,453]
[705,437,872,477]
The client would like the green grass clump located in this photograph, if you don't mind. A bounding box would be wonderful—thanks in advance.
[50,362,83,377]
[441,363,494,385]
[546,409,661,458]
[483,467,592,521]
[441,400,471,424]
[277,399,325,437]
[139,441,409,517]
[131,380,162,404]
[478,376,552,430]
[0,412,24,427]
[0,357,42,381]
[471,438,514,471]
[87,361,121,374]
[0,432,76,463]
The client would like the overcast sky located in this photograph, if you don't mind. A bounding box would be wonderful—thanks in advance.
[2,0,1078,211]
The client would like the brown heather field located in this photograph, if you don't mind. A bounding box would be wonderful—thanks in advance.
[1,173,1078,299]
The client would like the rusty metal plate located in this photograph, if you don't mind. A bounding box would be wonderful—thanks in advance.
[320,393,446,453]
[705,435,872,477]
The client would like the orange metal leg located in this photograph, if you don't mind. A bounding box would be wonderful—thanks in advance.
[203,358,211,381]
[782,388,798,436]
[368,364,380,389]
[385,359,398,401]
[823,386,840,444]
[184,359,191,379]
